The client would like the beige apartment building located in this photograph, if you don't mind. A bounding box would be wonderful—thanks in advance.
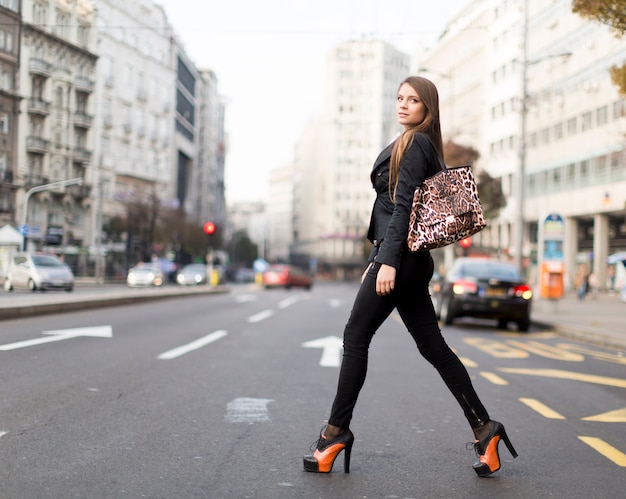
[16,0,97,256]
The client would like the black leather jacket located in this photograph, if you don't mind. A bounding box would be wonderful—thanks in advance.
[366,132,440,268]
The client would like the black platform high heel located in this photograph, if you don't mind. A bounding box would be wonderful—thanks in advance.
[471,420,518,476]
[303,427,354,473]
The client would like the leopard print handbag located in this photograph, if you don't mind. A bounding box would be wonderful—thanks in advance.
[407,158,486,252]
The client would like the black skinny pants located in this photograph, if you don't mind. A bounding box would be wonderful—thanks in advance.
[328,250,490,430]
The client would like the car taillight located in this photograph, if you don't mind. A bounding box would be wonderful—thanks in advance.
[513,284,533,300]
[452,279,477,294]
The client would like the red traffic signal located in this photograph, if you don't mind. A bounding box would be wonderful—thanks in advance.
[459,237,472,249]
[203,222,216,235]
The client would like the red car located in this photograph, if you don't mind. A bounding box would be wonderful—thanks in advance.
[263,265,313,290]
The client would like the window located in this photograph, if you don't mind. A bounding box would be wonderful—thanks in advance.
[0,113,8,133]
[566,163,575,183]
[596,155,607,176]
[596,106,608,126]
[553,122,563,140]
[567,117,577,135]
[0,64,10,91]
[580,160,588,179]
[581,112,592,131]
[613,98,625,119]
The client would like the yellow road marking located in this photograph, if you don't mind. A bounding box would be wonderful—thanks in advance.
[519,398,566,419]
[499,368,626,388]
[582,408,626,423]
[557,343,626,366]
[459,356,478,368]
[480,372,508,385]
[506,340,585,361]
[464,338,529,358]
[578,437,626,467]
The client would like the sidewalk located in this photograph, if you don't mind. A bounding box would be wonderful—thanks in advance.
[531,291,625,350]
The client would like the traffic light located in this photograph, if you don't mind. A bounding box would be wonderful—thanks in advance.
[459,237,472,256]
[203,221,216,235]
[459,237,472,249]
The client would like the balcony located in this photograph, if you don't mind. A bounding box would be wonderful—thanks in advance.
[73,147,92,163]
[73,111,93,128]
[23,173,50,189]
[26,136,50,154]
[67,183,92,199]
[74,75,95,93]
[29,58,52,78]
[28,98,51,116]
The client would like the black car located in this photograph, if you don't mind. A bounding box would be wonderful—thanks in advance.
[432,258,532,331]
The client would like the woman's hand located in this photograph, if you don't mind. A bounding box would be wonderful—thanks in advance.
[376,264,396,296]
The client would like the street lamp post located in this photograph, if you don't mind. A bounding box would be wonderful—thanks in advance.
[514,0,530,275]
[514,0,571,275]
[21,177,83,251]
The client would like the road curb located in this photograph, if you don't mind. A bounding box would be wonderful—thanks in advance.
[0,286,230,321]
[532,320,626,351]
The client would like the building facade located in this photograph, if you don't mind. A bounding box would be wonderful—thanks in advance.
[289,39,410,276]
[420,0,626,290]
[16,0,98,255]
[0,0,21,226]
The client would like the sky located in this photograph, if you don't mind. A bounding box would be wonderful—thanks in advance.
[156,0,467,203]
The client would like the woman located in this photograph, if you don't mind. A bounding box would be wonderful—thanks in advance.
[303,76,517,477]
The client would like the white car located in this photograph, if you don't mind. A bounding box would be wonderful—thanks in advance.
[126,264,164,287]
[4,253,74,292]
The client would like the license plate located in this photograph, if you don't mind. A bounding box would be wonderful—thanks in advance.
[482,287,506,298]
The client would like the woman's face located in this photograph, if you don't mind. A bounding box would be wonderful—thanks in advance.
[396,83,426,130]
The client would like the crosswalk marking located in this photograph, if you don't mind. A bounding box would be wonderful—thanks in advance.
[519,398,566,419]
[578,436,626,467]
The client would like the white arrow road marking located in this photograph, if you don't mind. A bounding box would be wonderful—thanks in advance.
[0,431,7,438]
[302,335,343,367]
[0,326,113,351]
[248,309,274,323]
[157,330,227,360]
[226,397,274,423]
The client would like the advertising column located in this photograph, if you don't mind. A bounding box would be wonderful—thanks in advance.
[539,213,565,300]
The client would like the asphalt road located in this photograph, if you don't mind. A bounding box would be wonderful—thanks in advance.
[0,282,624,498]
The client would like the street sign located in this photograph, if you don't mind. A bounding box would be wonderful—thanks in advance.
[18,224,28,236]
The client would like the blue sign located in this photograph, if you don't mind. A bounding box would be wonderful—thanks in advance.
[18,224,28,236]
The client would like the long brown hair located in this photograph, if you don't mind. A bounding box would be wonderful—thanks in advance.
[389,76,444,201]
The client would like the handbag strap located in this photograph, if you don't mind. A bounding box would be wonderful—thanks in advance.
[424,135,448,173]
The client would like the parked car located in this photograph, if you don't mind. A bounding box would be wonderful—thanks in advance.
[263,264,313,290]
[4,252,74,292]
[432,257,532,331]
[176,263,208,285]
[126,264,164,287]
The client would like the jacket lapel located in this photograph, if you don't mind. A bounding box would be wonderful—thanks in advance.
[371,140,395,173]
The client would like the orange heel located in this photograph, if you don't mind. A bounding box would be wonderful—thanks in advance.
[303,427,354,473]
[471,420,518,476]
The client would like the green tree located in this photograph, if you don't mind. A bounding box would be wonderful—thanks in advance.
[443,140,505,219]
[573,0,626,93]
[227,230,258,267]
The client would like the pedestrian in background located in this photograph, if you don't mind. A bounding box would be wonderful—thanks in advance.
[575,264,589,300]
[303,76,517,477]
